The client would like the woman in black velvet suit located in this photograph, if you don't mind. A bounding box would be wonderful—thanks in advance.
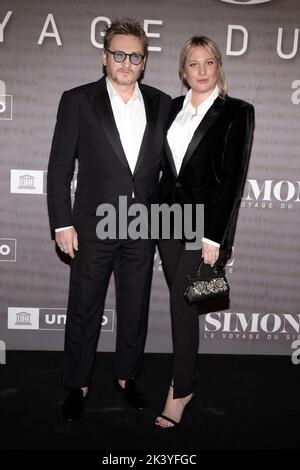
[156,36,255,428]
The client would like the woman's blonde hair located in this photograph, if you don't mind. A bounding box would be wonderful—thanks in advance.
[179,36,227,97]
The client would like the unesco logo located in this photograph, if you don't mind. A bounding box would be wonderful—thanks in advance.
[8,308,39,330]
[220,0,272,4]
[10,170,45,194]
[8,308,115,332]
[39,308,114,331]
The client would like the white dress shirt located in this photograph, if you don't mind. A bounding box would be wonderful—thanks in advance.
[55,78,147,232]
[167,85,220,247]
[106,77,146,174]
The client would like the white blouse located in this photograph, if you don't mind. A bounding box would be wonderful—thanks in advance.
[167,85,219,175]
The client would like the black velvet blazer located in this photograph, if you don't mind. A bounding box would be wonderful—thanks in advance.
[159,95,255,251]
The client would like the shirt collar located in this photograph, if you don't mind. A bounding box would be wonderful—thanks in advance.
[106,77,142,104]
[183,85,220,115]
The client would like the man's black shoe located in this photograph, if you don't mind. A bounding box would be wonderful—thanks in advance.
[114,378,147,410]
[62,388,86,420]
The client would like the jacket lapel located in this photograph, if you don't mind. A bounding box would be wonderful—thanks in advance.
[164,98,184,178]
[90,77,131,173]
[178,96,225,176]
[133,86,157,175]
[164,139,178,178]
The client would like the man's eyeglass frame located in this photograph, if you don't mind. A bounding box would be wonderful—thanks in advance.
[106,49,145,65]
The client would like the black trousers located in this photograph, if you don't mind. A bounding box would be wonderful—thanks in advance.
[158,238,201,399]
[158,239,229,398]
[63,238,155,390]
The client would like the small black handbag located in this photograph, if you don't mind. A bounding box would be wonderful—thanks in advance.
[184,262,230,305]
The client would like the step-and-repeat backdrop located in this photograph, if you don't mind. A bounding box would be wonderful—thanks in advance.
[1,0,299,355]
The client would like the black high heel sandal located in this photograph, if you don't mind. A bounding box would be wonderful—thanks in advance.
[155,384,194,428]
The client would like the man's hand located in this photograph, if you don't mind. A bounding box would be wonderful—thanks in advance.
[202,242,219,267]
[55,227,78,259]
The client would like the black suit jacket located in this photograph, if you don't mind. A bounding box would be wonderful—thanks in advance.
[47,76,171,240]
[160,95,255,252]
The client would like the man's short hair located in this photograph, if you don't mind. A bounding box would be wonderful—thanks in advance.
[104,18,148,58]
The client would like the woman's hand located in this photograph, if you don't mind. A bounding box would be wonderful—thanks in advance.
[202,242,219,267]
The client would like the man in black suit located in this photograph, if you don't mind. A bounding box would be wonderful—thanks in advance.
[47,18,171,419]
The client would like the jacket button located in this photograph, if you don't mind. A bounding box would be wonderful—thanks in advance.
[132,176,136,182]
[175,182,182,188]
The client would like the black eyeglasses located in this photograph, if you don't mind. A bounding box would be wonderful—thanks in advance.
[106,49,144,65]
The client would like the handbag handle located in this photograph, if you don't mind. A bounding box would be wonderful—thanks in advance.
[197,262,225,276]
